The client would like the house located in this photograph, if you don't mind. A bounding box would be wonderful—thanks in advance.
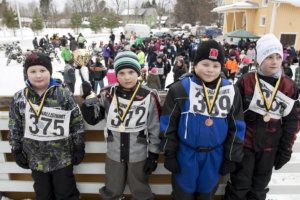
[120,8,157,28]
[212,0,300,49]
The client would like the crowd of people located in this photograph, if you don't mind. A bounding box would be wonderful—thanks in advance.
[7,30,300,200]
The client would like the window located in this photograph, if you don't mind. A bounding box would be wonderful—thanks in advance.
[260,16,266,26]
[262,0,268,7]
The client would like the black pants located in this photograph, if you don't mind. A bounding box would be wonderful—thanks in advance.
[224,148,276,200]
[170,175,218,200]
[31,165,79,200]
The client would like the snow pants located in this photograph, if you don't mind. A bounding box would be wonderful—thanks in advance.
[99,157,154,200]
[224,148,276,200]
[31,165,79,200]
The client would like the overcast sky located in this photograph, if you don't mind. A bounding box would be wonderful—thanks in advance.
[6,0,147,12]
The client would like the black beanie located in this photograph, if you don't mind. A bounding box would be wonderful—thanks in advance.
[193,40,225,68]
[25,53,52,75]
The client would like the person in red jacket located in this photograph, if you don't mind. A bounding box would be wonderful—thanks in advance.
[224,33,300,200]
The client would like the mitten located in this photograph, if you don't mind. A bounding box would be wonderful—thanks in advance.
[219,159,236,175]
[80,81,92,99]
[164,151,180,173]
[274,150,291,170]
[72,144,85,165]
[12,148,29,169]
[143,152,159,175]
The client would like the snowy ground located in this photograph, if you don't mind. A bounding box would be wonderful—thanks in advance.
[0,27,300,200]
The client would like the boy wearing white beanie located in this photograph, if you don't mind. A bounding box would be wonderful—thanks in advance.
[224,33,300,200]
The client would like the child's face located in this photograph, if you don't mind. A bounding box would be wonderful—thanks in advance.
[260,53,282,76]
[27,65,50,92]
[195,59,221,82]
[117,68,139,89]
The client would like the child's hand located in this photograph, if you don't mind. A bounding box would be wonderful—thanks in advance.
[274,150,291,170]
[72,144,85,165]
[143,152,159,175]
[164,152,180,173]
[12,148,29,169]
[219,159,236,175]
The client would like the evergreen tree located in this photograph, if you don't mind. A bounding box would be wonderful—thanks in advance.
[3,7,19,36]
[70,12,82,34]
[152,0,156,6]
[30,11,44,35]
[89,13,103,34]
[105,12,118,31]
[0,0,8,19]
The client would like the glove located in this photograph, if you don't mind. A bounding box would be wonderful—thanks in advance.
[143,152,159,175]
[72,144,85,165]
[274,150,291,170]
[164,151,180,173]
[12,148,29,169]
[80,81,92,99]
[219,159,236,175]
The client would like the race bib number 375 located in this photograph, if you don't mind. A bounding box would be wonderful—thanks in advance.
[24,103,71,141]
[189,80,235,118]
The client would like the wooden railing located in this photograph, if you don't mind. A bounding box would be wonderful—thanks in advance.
[0,96,300,199]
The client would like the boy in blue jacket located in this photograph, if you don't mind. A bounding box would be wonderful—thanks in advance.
[160,40,246,200]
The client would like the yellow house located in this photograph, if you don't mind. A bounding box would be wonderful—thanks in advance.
[212,0,300,49]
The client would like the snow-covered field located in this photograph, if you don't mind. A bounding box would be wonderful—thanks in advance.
[0,27,300,200]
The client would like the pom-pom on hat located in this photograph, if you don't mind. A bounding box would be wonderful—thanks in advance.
[243,56,250,63]
[193,40,225,68]
[256,33,283,66]
[24,53,52,75]
[114,51,141,76]
[151,68,157,73]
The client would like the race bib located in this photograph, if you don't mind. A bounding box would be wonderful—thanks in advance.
[189,80,235,118]
[157,67,164,75]
[249,79,295,119]
[24,103,71,141]
[106,94,150,132]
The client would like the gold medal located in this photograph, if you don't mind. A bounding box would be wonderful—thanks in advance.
[263,113,271,122]
[205,118,213,127]
[118,124,126,132]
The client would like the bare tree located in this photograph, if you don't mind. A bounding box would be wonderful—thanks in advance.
[112,0,124,16]
[155,0,171,29]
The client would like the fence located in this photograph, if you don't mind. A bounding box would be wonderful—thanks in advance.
[0,96,299,199]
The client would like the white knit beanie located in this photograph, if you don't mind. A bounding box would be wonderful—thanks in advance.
[256,33,283,66]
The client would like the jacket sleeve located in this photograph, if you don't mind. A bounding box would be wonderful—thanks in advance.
[66,92,85,146]
[160,82,185,155]
[81,92,106,126]
[280,83,300,154]
[223,85,246,162]
[8,92,24,150]
[147,90,162,154]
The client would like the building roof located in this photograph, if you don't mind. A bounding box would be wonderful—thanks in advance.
[212,1,259,12]
[273,0,300,7]
[120,8,156,16]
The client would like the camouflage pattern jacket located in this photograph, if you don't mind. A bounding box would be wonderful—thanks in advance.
[8,78,85,172]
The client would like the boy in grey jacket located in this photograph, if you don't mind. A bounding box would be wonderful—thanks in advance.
[81,51,161,200]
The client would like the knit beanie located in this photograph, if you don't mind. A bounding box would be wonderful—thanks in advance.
[194,40,225,68]
[256,33,283,66]
[114,51,141,75]
[25,53,52,75]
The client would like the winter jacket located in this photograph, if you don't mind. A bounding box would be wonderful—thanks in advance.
[106,69,118,85]
[160,73,246,163]
[70,39,77,51]
[152,61,168,77]
[246,48,256,64]
[81,84,161,163]
[137,51,145,65]
[61,46,71,62]
[147,72,161,90]
[283,66,293,78]
[225,59,238,73]
[8,78,85,172]
[173,66,186,81]
[90,63,107,81]
[103,46,110,58]
[64,63,76,84]
[236,72,300,154]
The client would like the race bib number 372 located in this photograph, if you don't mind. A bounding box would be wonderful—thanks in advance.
[24,103,71,141]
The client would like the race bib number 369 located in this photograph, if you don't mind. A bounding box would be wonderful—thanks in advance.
[24,103,71,141]
[189,80,235,118]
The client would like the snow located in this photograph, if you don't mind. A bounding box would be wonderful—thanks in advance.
[0,27,300,200]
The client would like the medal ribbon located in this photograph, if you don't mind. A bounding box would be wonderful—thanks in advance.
[114,82,141,122]
[25,86,54,117]
[254,72,281,112]
[202,77,222,115]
